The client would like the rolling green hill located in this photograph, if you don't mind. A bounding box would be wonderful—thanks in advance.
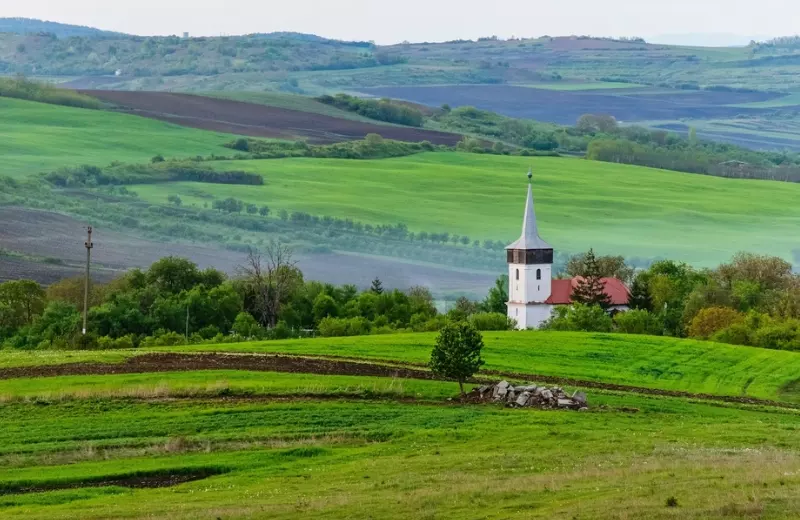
[132,152,800,265]
[0,98,233,179]
[3,331,799,402]
[2,331,800,517]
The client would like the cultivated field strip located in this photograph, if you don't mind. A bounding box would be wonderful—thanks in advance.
[80,91,463,145]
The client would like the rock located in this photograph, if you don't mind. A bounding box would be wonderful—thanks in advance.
[541,389,553,401]
[477,385,490,396]
[572,391,588,407]
[557,399,576,408]
[515,392,531,406]
[579,407,589,412]
[533,387,544,396]
[506,391,517,403]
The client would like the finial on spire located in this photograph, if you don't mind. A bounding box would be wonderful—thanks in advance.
[527,167,533,183]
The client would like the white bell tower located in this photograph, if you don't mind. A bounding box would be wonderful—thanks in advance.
[506,169,554,329]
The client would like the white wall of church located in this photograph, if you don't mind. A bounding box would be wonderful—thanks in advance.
[508,303,553,329]
[507,263,552,304]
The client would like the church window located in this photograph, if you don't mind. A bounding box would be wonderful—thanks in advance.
[536,269,542,280]
[515,269,519,281]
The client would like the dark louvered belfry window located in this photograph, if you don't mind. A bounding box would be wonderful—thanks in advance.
[507,249,554,265]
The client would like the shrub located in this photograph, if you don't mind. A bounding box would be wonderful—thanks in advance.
[543,304,613,332]
[317,316,372,337]
[468,312,515,331]
[688,307,744,339]
[429,321,485,395]
[614,309,663,335]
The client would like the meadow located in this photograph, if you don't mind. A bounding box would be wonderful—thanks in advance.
[2,331,800,518]
[133,152,800,265]
[0,97,233,179]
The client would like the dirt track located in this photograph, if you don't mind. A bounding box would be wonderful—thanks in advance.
[80,90,463,145]
[4,352,799,411]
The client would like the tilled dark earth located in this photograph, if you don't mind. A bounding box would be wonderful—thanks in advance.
[3,352,798,411]
[80,90,464,145]
[0,468,226,495]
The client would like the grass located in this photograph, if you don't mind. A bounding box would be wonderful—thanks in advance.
[161,332,800,403]
[1,386,800,518]
[0,97,234,179]
[3,331,800,403]
[204,90,384,123]
[0,370,459,403]
[2,332,800,517]
[133,152,800,265]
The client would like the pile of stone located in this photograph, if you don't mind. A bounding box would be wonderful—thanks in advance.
[470,380,588,410]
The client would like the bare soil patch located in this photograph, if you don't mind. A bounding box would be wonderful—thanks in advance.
[0,468,225,496]
[79,90,463,145]
[0,353,437,381]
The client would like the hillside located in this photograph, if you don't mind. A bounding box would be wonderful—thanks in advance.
[130,153,800,266]
[1,332,800,518]
[0,17,124,38]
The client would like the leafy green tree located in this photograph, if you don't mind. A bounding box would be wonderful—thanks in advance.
[312,294,339,323]
[482,275,508,314]
[259,206,270,217]
[231,311,263,338]
[0,280,46,329]
[429,321,485,395]
[566,251,635,284]
[570,249,612,309]
[146,257,202,294]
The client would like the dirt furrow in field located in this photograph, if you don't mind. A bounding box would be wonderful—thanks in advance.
[2,352,798,410]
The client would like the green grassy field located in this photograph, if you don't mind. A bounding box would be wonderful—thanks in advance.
[133,152,800,265]
[0,98,233,179]
[2,331,800,518]
[3,332,799,403]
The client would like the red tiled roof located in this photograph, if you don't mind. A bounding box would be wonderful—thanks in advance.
[545,277,630,306]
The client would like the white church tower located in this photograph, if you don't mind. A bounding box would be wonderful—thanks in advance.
[506,169,554,329]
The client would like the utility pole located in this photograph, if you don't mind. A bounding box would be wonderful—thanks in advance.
[82,226,93,335]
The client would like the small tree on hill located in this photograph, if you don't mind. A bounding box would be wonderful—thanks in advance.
[370,277,384,295]
[571,248,612,309]
[429,322,485,396]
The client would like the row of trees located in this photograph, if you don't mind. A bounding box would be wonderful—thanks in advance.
[545,251,800,351]
[316,94,425,127]
[0,247,515,350]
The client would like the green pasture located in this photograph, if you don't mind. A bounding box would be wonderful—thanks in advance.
[133,152,800,264]
[0,370,459,402]
[3,331,799,403]
[0,98,233,179]
[1,383,799,518]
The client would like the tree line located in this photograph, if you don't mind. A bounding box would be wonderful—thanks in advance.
[545,251,800,351]
[0,246,514,350]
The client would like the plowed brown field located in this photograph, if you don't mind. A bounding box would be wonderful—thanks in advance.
[80,91,463,145]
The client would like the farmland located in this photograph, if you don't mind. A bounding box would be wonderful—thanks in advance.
[132,153,800,266]
[1,331,800,518]
[81,91,462,145]
[0,97,236,179]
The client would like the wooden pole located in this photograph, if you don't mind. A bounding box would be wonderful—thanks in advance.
[82,226,93,335]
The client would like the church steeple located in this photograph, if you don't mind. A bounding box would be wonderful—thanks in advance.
[506,168,555,329]
[505,168,553,254]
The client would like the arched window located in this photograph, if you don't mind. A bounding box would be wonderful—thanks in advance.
[536,269,542,280]
[515,269,519,281]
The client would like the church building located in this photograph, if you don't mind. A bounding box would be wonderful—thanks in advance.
[506,171,630,329]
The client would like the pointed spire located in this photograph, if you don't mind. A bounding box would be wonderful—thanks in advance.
[506,168,552,251]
